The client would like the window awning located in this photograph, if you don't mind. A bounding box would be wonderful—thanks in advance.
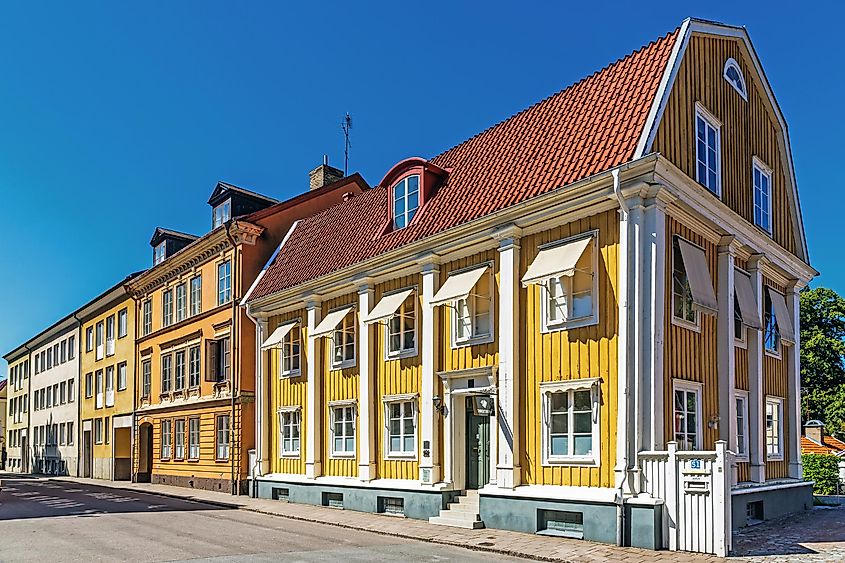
[363,289,414,324]
[677,239,718,315]
[312,306,355,337]
[768,289,796,345]
[261,321,297,349]
[521,236,592,287]
[431,264,490,306]
[735,271,761,329]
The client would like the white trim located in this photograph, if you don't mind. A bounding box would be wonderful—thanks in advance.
[329,403,357,459]
[539,377,600,392]
[382,392,419,403]
[735,390,750,461]
[765,395,785,461]
[381,287,419,360]
[241,220,300,305]
[752,156,773,236]
[449,264,495,348]
[670,235,701,332]
[694,102,723,198]
[328,399,356,407]
[535,231,599,333]
[723,57,748,101]
[540,379,601,467]
[672,379,704,450]
[382,397,418,460]
[276,405,301,413]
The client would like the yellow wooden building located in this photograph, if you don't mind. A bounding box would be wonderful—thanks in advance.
[244,19,815,555]
[77,275,141,480]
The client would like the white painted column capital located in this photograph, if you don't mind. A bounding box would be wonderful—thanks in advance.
[357,284,377,481]
[305,299,323,479]
[420,262,441,484]
[496,230,521,489]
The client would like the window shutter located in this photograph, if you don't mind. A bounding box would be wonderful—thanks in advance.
[205,340,218,382]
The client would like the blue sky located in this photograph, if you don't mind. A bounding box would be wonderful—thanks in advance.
[1,2,842,378]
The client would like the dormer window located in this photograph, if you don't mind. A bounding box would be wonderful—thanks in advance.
[723,58,748,101]
[153,242,166,265]
[392,175,420,230]
[213,199,231,228]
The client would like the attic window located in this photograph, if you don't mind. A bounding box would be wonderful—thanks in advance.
[392,175,420,230]
[723,58,747,101]
[213,199,231,228]
[153,242,167,266]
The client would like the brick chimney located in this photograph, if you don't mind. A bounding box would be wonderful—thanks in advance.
[309,155,344,190]
[805,420,825,444]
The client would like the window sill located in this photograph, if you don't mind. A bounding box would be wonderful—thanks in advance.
[735,338,748,350]
[451,333,494,349]
[330,452,356,459]
[215,458,230,463]
[766,455,784,462]
[735,456,750,463]
[385,349,418,361]
[542,457,599,467]
[187,458,200,463]
[280,452,300,459]
[331,361,357,371]
[542,316,599,334]
[160,457,171,462]
[280,371,302,379]
[385,453,417,461]
[764,348,782,360]
[671,315,701,333]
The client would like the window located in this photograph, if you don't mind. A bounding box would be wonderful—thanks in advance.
[162,289,173,327]
[142,360,151,398]
[54,343,60,364]
[216,415,230,461]
[217,261,232,305]
[95,321,104,360]
[734,296,746,346]
[280,326,301,376]
[154,241,166,265]
[59,423,66,446]
[117,362,127,391]
[674,381,702,451]
[695,105,721,196]
[106,315,115,356]
[753,159,772,234]
[41,350,46,370]
[380,497,405,516]
[60,381,66,404]
[105,416,110,445]
[387,292,416,357]
[672,238,697,326]
[35,355,40,374]
[188,345,201,387]
[331,404,355,456]
[723,57,748,100]
[174,419,185,460]
[94,418,103,444]
[332,312,356,368]
[764,290,780,354]
[175,350,186,390]
[542,381,600,465]
[206,338,230,382]
[213,199,231,228]
[386,400,416,457]
[176,283,187,323]
[454,269,493,344]
[105,366,115,407]
[279,410,301,455]
[161,354,172,393]
[188,418,200,460]
[85,372,93,398]
[766,397,784,459]
[47,385,53,408]
[60,340,66,363]
[47,348,53,369]
[86,327,94,352]
[392,174,420,230]
[68,335,75,359]
[118,308,128,338]
[736,392,749,460]
[68,379,75,402]
[142,300,152,336]
[190,275,202,316]
[539,509,584,539]
[161,420,172,459]
[95,369,104,408]
[539,237,597,331]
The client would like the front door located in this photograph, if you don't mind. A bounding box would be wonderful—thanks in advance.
[465,397,491,489]
[83,430,92,478]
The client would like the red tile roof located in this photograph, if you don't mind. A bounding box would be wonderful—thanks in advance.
[802,435,845,455]
[248,27,680,301]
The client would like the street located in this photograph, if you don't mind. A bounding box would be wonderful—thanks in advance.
[0,476,526,562]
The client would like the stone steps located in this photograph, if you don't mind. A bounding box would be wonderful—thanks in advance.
[429,490,485,529]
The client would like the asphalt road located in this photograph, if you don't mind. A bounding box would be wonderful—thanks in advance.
[0,476,526,562]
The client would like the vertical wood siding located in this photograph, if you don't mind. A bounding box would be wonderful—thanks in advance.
[520,210,619,487]
[268,310,307,475]
[663,217,720,450]
[652,35,797,255]
[151,406,235,481]
[376,274,423,480]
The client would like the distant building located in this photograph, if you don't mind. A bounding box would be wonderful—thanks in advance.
[3,346,31,472]
[801,420,845,456]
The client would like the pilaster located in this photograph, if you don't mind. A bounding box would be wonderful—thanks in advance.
[420,260,441,484]
[747,255,766,483]
[305,299,322,479]
[787,281,803,479]
[717,238,738,483]
[357,283,377,481]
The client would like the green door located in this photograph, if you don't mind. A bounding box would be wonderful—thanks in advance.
[465,397,491,489]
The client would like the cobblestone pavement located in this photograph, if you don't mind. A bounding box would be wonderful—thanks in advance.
[732,504,845,562]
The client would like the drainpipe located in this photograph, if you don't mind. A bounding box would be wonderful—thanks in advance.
[612,166,628,547]
[244,305,263,499]
[224,221,239,495]
[72,313,82,477]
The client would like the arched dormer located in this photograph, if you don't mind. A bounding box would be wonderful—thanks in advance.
[378,157,448,232]
[723,57,747,101]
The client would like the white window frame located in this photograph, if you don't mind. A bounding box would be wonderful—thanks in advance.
[161,419,172,460]
[94,418,103,445]
[764,288,782,358]
[766,396,785,460]
[118,308,128,338]
[190,275,202,316]
[723,57,748,101]
[671,236,701,332]
[673,379,703,451]
[174,419,185,460]
[383,395,418,459]
[174,350,186,390]
[142,300,152,336]
[331,310,357,370]
[540,378,601,466]
[153,241,166,265]
[216,415,230,461]
[105,365,115,407]
[117,362,127,391]
[538,232,599,333]
[735,390,750,461]
[162,289,174,328]
[175,282,187,323]
[734,294,748,349]
[391,174,420,230]
[329,401,356,458]
[188,345,201,388]
[694,103,722,198]
[217,260,232,305]
[188,417,201,460]
[213,199,231,228]
[753,157,773,235]
[279,325,301,377]
[278,406,301,457]
[451,264,495,347]
[106,315,115,356]
[95,321,104,360]
[384,289,418,360]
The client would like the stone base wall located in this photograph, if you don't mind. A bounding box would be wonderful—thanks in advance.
[731,482,813,529]
[152,472,241,494]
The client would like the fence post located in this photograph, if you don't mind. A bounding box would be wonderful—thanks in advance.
[714,440,730,557]
[666,441,678,551]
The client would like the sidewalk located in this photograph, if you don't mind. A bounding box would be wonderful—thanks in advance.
[31,474,718,562]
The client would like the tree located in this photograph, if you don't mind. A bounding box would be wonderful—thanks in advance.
[800,286,845,437]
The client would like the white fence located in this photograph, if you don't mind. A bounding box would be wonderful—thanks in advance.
[638,440,733,557]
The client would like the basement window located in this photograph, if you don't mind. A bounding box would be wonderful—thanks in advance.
[379,496,405,516]
[537,509,584,539]
[323,492,344,509]
[272,487,290,502]
[746,501,764,526]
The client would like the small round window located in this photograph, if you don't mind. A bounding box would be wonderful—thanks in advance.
[723,58,747,101]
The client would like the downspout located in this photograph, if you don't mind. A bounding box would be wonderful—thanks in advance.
[129,294,139,483]
[243,305,263,499]
[72,313,82,477]
[612,167,629,547]
[224,220,239,495]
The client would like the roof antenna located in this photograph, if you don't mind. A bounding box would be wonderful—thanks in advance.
[341,112,352,176]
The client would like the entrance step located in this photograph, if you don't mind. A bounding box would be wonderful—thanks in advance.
[429,490,485,529]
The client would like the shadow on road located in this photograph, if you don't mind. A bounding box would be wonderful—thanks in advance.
[731,506,845,557]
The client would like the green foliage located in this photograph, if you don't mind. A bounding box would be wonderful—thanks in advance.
[802,453,842,494]
[800,287,845,437]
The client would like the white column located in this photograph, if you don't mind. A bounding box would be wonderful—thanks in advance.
[495,226,521,489]
[787,282,803,479]
[357,284,377,481]
[642,196,667,453]
[254,317,270,477]
[717,240,737,484]
[747,255,766,483]
[305,300,322,479]
[420,261,441,484]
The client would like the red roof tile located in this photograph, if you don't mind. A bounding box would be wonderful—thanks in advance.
[249,27,680,301]
[802,435,845,455]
